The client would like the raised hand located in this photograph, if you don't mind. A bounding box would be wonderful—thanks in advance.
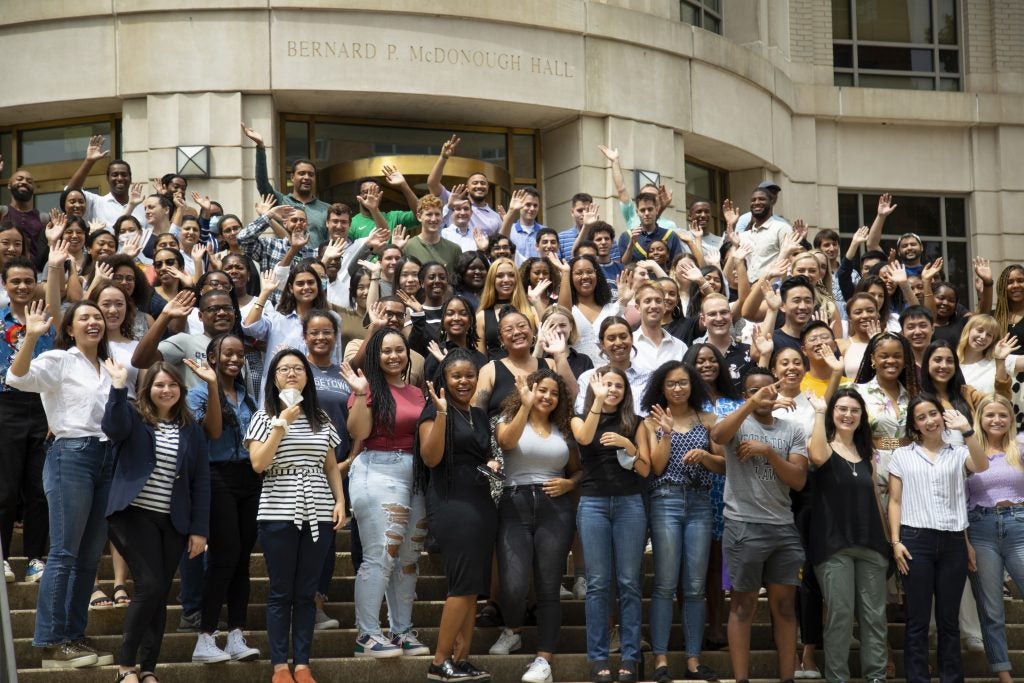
[507,189,527,214]
[367,226,390,252]
[127,182,145,206]
[259,270,280,296]
[357,258,382,276]
[850,225,870,247]
[191,243,208,262]
[183,358,217,385]
[289,229,310,250]
[816,343,844,374]
[93,261,114,284]
[767,256,791,280]
[648,404,674,434]
[733,238,753,261]
[23,300,52,338]
[322,238,347,263]
[472,227,489,252]
[172,192,186,210]
[426,380,448,413]
[164,291,196,318]
[876,193,898,217]
[366,301,388,328]
[191,191,212,213]
[514,373,536,410]
[166,265,193,288]
[582,203,600,229]
[266,205,295,224]
[151,177,165,195]
[47,239,71,269]
[103,358,129,388]
[589,372,609,403]
[973,257,993,286]
[921,257,944,282]
[791,218,808,243]
[396,289,423,313]
[339,362,369,395]
[541,326,567,356]
[45,209,67,245]
[381,164,406,187]
[255,193,278,216]
[546,253,570,275]
[752,324,774,358]
[760,280,781,311]
[657,185,673,210]
[447,183,467,208]
[86,134,109,162]
[722,198,740,229]
[391,224,409,250]
[496,205,506,220]
[805,389,827,414]
[597,144,620,162]
[889,260,908,285]
[240,122,264,146]
[748,380,782,411]
[88,218,107,235]
[993,334,1020,361]
[680,261,705,283]
[864,317,883,340]
[426,339,448,363]
[356,183,382,211]
[527,278,552,306]
[780,230,803,259]
[943,408,972,434]
[440,135,461,159]
[615,269,636,304]
[120,232,142,259]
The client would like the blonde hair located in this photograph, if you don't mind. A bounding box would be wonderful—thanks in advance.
[478,257,536,328]
[540,304,578,345]
[957,314,1000,362]
[790,251,837,322]
[974,393,1021,470]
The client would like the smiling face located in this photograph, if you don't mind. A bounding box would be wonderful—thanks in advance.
[801,327,835,365]
[62,224,86,254]
[353,274,370,309]
[980,400,1012,443]
[215,336,245,380]
[107,163,131,196]
[537,233,559,259]
[781,284,814,327]
[689,201,712,230]
[872,338,905,383]
[648,240,669,265]
[818,238,839,262]
[527,260,550,287]
[490,237,512,261]
[198,293,235,336]
[933,285,958,319]
[1007,268,1024,304]
[693,346,720,384]
[178,220,200,248]
[967,324,995,353]
[291,271,320,306]
[326,211,350,242]
[451,199,472,227]
[304,315,336,360]
[462,257,487,290]
[791,256,820,284]
[64,190,87,218]
[8,169,35,202]
[112,265,137,296]
[443,298,471,339]
[772,347,805,388]
[901,316,933,353]
[636,286,665,327]
[499,313,533,352]
[153,249,180,285]
[96,286,127,332]
[0,227,25,262]
[421,265,448,303]
[831,396,863,434]
[494,263,517,300]
[219,217,242,246]
[69,304,106,348]
[418,207,443,235]
[89,232,116,260]
[898,235,922,264]
[154,233,179,253]
[274,353,308,392]
[380,247,402,278]
[571,258,597,297]
[149,371,181,418]
[662,367,692,407]
[379,332,409,378]
[600,371,626,408]
[3,266,35,306]
[848,296,879,334]
[531,377,560,415]
[749,190,771,220]
[660,280,679,313]
[467,173,489,201]
[912,400,945,440]
[444,359,478,408]
[521,193,540,223]
[927,346,957,386]
[291,162,317,195]
[866,283,886,312]
[601,322,633,364]
[399,262,421,296]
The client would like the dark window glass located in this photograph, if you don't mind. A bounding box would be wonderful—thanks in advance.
[943,241,969,303]
[938,50,959,73]
[834,72,855,86]
[857,74,936,90]
[834,45,854,68]
[285,121,309,168]
[832,0,851,39]
[680,3,700,25]
[838,193,860,233]
[856,0,931,43]
[857,46,933,71]
[705,15,721,33]
[513,135,536,179]
[937,0,958,44]
[944,197,966,237]
[939,78,960,91]
[0,133,11,175]
[20,122,112,165]
[705,0,720,12]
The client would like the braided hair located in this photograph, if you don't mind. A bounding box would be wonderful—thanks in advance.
[362,327,409,434]
[204,333,251,435]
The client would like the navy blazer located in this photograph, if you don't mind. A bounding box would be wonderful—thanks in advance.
[102,387,211,538]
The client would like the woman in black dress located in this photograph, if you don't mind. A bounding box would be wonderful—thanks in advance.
[418,348,498,681]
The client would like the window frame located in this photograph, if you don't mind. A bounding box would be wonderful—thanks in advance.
[832,0,962,91]
[679,0,723,35]
[684,156,729,236]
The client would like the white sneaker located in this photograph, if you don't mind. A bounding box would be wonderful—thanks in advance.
[224,628,260,661]
[3,560,13,583]
[489,628,522,655]
[192,632,231,663]
[314,607,340,630]
[521,656,552,683]
[572,576,587,600]
[559,584,573,600]
[964,635,985,652]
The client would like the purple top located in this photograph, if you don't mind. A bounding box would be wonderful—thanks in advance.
[967,442,1024,509]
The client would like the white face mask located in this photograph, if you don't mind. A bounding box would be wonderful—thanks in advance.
[616,448,637,471]
[209,215,221,233]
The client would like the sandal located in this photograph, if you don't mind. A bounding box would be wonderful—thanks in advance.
[113,584,131,607]
[618,660,638,683]
[139,673,159,683]
[90,586,114,610]
[590,660,614,683]
[115,672,139,683]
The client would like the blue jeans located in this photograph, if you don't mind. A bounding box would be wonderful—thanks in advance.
[968,506,1024,674]
[259,520,332,665]
[349,450,426,638]
[33,437,113,647]
[576,494,646,663]
[901,525,967,683]
[648,486,713,658]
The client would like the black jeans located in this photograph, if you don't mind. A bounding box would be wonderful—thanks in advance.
[901,525,967,683]
[201,461,260,632]
[107,506,186,671]
[497,485,575,653]
[0,393,49,560]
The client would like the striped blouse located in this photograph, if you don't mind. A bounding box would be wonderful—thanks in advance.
[245,410,340,541]
[132,421,179,514]
[889,442,970,532]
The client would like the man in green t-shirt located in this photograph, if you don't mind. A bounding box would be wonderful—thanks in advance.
[349,165,421,240]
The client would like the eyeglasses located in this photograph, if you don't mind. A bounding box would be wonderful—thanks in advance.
[804,334,833,345]
[664,380,689,390]
[381,309,405,319]
[154,259,177,268]
[202,305,233,314]
[275,366,305,376]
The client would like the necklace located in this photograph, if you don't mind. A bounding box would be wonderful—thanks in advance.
[451,405,474,428]
[831,441,860,476]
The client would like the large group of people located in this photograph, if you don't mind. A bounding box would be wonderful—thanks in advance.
[1,128,1023,683]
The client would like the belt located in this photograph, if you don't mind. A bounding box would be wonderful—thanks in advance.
[875,437,904,451]
[650,481,710,493]
[502,483,546,495]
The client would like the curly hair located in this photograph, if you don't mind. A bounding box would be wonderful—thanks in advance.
[498,367,572,437]
[853,331,920,398]
[640,360,712,415]
[994,265,1024,333]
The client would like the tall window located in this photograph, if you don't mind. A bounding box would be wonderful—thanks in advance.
[680,0,722,34]
[684,159,728,234]
[0,116,121,213]
[832,0,961,91]
[838,191,971,303]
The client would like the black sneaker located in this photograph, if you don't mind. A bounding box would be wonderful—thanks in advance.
[41,642,98,669]
[426,658,473,681]
[654,665,672,683]
[684,663,719,681]
[455,660,490,682]
[475,602,503,628]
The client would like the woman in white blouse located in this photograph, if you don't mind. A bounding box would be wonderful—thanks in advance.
[244,349,346,683]
[888,394,988,683]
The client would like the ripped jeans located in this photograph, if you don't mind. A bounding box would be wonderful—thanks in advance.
[349,450,427,637]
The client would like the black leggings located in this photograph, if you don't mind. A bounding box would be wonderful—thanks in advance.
[107,506,185,671]
[497,485,575,653]
[201,462,260,632]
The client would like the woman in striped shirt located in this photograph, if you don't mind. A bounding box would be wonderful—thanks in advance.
[888,394,988,683]
[245,349,347,683]
[102,360,211,683]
